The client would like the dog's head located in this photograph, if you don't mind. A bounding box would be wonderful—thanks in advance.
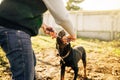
[57,30,66,44]
[56,30,71,56]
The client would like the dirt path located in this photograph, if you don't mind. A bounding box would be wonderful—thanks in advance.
[35,48,120,80]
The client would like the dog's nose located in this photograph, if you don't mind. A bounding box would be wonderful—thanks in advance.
[57,54,60,56]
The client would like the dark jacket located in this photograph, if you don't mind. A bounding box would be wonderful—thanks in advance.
[0,0,47,36]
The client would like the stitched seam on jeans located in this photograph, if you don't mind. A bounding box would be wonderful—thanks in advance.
[5,31,10,53]
[17,30,26,80]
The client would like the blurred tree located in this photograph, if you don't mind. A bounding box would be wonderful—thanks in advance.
[66,0,84,11]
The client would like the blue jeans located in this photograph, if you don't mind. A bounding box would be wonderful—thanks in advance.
[0,26,36,80]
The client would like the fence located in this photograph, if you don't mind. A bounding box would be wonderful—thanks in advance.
[43,10,120,40]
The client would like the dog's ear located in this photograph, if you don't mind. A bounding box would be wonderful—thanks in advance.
[58,30,66,38]
[56,37,63,44]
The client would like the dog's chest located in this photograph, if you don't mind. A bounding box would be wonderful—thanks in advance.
[62,49,81,67]
[62,52,76,67]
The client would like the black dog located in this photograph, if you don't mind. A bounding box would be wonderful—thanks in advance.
[56,30,87,80]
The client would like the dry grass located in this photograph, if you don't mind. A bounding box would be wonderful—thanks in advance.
[32,35,120,56]
[0,35,120,80]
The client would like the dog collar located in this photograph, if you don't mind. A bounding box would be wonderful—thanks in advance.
[62,48,71,59]
[59,48,71,64]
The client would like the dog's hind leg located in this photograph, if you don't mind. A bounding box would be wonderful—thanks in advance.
[82,51,87,79]
[61,64,65,80]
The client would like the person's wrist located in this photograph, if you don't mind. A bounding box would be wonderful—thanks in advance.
[71,34,76,39]
[67,34,76,41]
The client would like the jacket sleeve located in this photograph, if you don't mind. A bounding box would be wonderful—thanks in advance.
[42,0,75,36]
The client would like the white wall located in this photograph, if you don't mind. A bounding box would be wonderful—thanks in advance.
[43,10,120,40]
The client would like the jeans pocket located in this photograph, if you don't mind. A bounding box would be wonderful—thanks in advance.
[5,30,23,54]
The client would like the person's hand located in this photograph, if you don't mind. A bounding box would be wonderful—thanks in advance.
[41,24,57,39]
[62,34,76,44]
[67,34,76,42]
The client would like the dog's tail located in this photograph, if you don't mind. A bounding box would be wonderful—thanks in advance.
[82,49,86,68]
[81,48,87,78]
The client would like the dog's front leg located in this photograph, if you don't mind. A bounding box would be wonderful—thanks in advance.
[72,67,78,80]
[61,64,65,80]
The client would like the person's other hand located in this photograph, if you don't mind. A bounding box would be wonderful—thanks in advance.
[41,24,57,39]
[67,34,76,42]
[62,34,76,44]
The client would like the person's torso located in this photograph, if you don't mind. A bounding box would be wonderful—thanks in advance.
[0,0,47,36]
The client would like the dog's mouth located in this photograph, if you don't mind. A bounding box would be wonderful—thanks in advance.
[61,36,69,44]
[57,35,70,45]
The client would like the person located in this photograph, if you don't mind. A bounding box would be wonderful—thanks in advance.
[0,0,76,80]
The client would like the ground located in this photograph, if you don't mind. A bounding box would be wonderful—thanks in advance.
[35,48,120,80]
[0,36,120,80]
